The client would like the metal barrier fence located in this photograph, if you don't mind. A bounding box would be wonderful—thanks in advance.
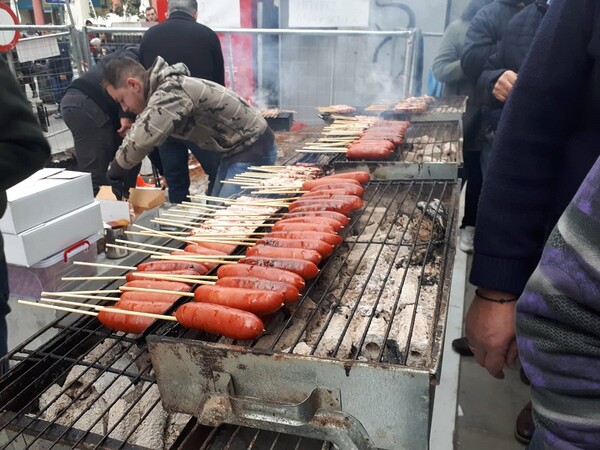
[0,24,423,156]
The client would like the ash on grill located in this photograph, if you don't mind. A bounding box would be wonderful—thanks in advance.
[33,336,191,449]
[402,122,460,163]
[251,185,451,369]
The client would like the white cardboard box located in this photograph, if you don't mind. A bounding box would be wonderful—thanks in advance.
[0,168,95,234]
[3,201,103,267]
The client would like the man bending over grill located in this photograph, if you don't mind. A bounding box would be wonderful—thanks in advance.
[102,56,277,198]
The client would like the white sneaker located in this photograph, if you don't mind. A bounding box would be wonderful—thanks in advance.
[459,226,475,253]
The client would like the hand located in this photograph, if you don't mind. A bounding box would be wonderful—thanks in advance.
[492,70,518,102]
[117,117,133,138]
[465,288,519,379]
[106,161,131,201]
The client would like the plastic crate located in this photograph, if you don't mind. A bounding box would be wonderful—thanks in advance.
[8,233,100,299]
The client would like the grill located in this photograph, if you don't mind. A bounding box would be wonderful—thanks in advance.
[381,96,467,122]
[0,180,459,450]
[146,180,460,450]
[333,121,463,180]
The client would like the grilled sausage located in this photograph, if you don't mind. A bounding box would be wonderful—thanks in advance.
[326,171,371,184]
[120,290,184,303]
[137,260,209,274]
[256,237,334,258]
[184,244,228,255]
[216,276,300,303]
[265,230,343,247]
[217,263,306,291]
[123,280,192,292]
[194,285,284,315]
[297,195,364,211]
[97,300,173,334]
[125,269,200,282]
[275,216,345,231]
[310,183,365,197]
[271,222,336,234]
[302,189,364,199]
[246,244,322,265]
[288,202,355,216]
[284,210,350,226]
[188,240,237,254]
[302,177,362,191]
[175,302,264,340]
[346,145,393,160]
[238,256,320,280]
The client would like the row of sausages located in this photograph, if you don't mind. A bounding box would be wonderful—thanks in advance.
[95,171,371,340]
[347,120,411,160]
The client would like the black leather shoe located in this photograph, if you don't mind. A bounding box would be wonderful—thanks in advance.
[514,402,534,444]
[451,337,474,356]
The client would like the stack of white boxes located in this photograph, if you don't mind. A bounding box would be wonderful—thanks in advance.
[1,168,103,267]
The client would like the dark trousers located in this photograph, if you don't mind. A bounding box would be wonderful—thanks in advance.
[62,90,139,195]
[158,137,221,203]
[458,151,482,228]
[50,75,72,106]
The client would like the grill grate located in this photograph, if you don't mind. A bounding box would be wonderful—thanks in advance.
[428,96,467,115]
[332,121,461,165]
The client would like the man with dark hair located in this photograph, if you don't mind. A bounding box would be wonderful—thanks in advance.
[139,0,224,202]
[103,57,276,199]
[0,59,50,370]
[144,6,157,22]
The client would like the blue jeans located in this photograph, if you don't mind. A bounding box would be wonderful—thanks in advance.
[158,137,221,203]
[211,144,278,198]
[526,430,544,450]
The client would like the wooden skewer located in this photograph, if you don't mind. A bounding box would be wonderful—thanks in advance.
[115,239,177,252]
[119,286,195,296]
[150,219,197,229]
[131,224,197,244]
[19,299,178,321]
[106,243,168,256]
[74,261,137,271]
[40,298,114,309]
[220,180,261,186]
[181,201,224,209]
[296,149,347,154]
[127,273,215,284]
[18,300,99,317]
[45,290,121,295]
[150,253,243,260]
[187,237,257,245]
[252,190,307,195]
[41,292,119,301]
[150,255,239,264]
[162,212,206,220]
[129,272,218,281]
[62,276,126,281]
[187,232,265,237]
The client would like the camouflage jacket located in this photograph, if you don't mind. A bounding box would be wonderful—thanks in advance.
[116,57,268,169]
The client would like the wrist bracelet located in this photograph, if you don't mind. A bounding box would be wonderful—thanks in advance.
[475,289,518,304]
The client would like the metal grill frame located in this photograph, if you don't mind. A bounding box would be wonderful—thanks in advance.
[146,180,460,450]
[380,96,468,122]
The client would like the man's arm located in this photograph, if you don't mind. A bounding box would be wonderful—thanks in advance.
[113,83,195,170]
[466,0,597,378]
[0,60,50,190]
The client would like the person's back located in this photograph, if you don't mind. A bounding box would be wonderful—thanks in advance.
[140,9,224,84]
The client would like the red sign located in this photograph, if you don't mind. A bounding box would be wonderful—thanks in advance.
[0,3,20,52]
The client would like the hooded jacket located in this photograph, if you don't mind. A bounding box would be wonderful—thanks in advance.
[461,0,533,81]
[115,57,269,170]
[0,60,50,257]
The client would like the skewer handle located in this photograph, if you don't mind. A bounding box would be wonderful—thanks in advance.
[119,286,195,296]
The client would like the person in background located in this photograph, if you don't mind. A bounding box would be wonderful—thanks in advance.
[144,6,157,22]
[102,57,276,199]
[139,0,224,202]
[0,59,50,371]
[61,46,143,198]
[431,0,492,254]
[464,0,600,447]
[48,38,73,119]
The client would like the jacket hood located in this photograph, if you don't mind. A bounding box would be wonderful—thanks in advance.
[147,56,190,94]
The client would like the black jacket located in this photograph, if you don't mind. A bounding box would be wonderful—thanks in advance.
[471,0,600,293]
[461,0,532,82]
[68,46,140,130]
[47,41,73,78]
[140,11,225,85]
[0,60,50,256]
[477,3,545,126]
